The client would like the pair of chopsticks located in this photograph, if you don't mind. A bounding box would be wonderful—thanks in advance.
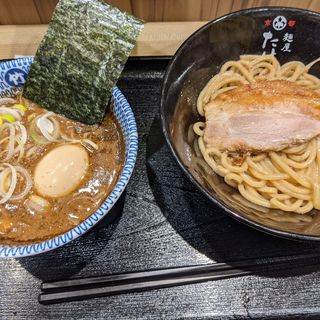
[39,253,320,304]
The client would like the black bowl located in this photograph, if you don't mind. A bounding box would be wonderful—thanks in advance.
[160,7,320,241]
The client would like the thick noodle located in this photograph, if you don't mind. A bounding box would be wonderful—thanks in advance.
[194,55,320,214]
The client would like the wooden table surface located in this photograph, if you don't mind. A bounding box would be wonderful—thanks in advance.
[0,22,207,59]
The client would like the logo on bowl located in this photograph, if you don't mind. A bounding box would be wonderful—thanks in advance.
[262,16,296,56]
[272,16,287,31]
[4,68,27,87]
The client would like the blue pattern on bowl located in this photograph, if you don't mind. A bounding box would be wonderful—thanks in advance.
[0,58,138,257]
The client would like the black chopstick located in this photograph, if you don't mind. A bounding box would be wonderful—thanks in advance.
[39,253,320,304]
[39,268,251,304]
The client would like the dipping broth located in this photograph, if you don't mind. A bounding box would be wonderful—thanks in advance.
[0,95,124,244]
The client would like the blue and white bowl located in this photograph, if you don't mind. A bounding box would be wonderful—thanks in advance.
[0,58,138,257]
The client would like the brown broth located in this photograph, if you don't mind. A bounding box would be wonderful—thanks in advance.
[0,97,125,244]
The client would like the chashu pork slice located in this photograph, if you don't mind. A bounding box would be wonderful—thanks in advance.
[203,80,320,153]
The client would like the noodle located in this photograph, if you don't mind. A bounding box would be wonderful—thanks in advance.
[195,54,320,214]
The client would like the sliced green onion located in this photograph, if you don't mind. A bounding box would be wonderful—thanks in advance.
[81,139,98,150]
[15,122,27,144]
[0,164,32,204]
[31,112,60,143]
[10,166,32,201]
[27,113,37,122]
[1,123,15,161]
[0,107,20,121]
[0,122,27,162]
[0,164,17,204]
[29,118,49,145]
[13,104,27,111]
[0,98,15,105]
[61,135,98,152]
[1,114,15,123]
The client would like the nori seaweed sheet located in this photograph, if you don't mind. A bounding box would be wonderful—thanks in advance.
[23,0,144,124]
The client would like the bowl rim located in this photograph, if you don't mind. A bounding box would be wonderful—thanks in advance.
[160,6,320,242]
[0,58,138,257]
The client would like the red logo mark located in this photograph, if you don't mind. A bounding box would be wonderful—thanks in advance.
[264,19,272,27]
[288,20,296,27]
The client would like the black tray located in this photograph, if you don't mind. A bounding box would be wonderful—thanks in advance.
[1,58,320,320]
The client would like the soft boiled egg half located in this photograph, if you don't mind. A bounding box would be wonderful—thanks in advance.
[34,144,89,198]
